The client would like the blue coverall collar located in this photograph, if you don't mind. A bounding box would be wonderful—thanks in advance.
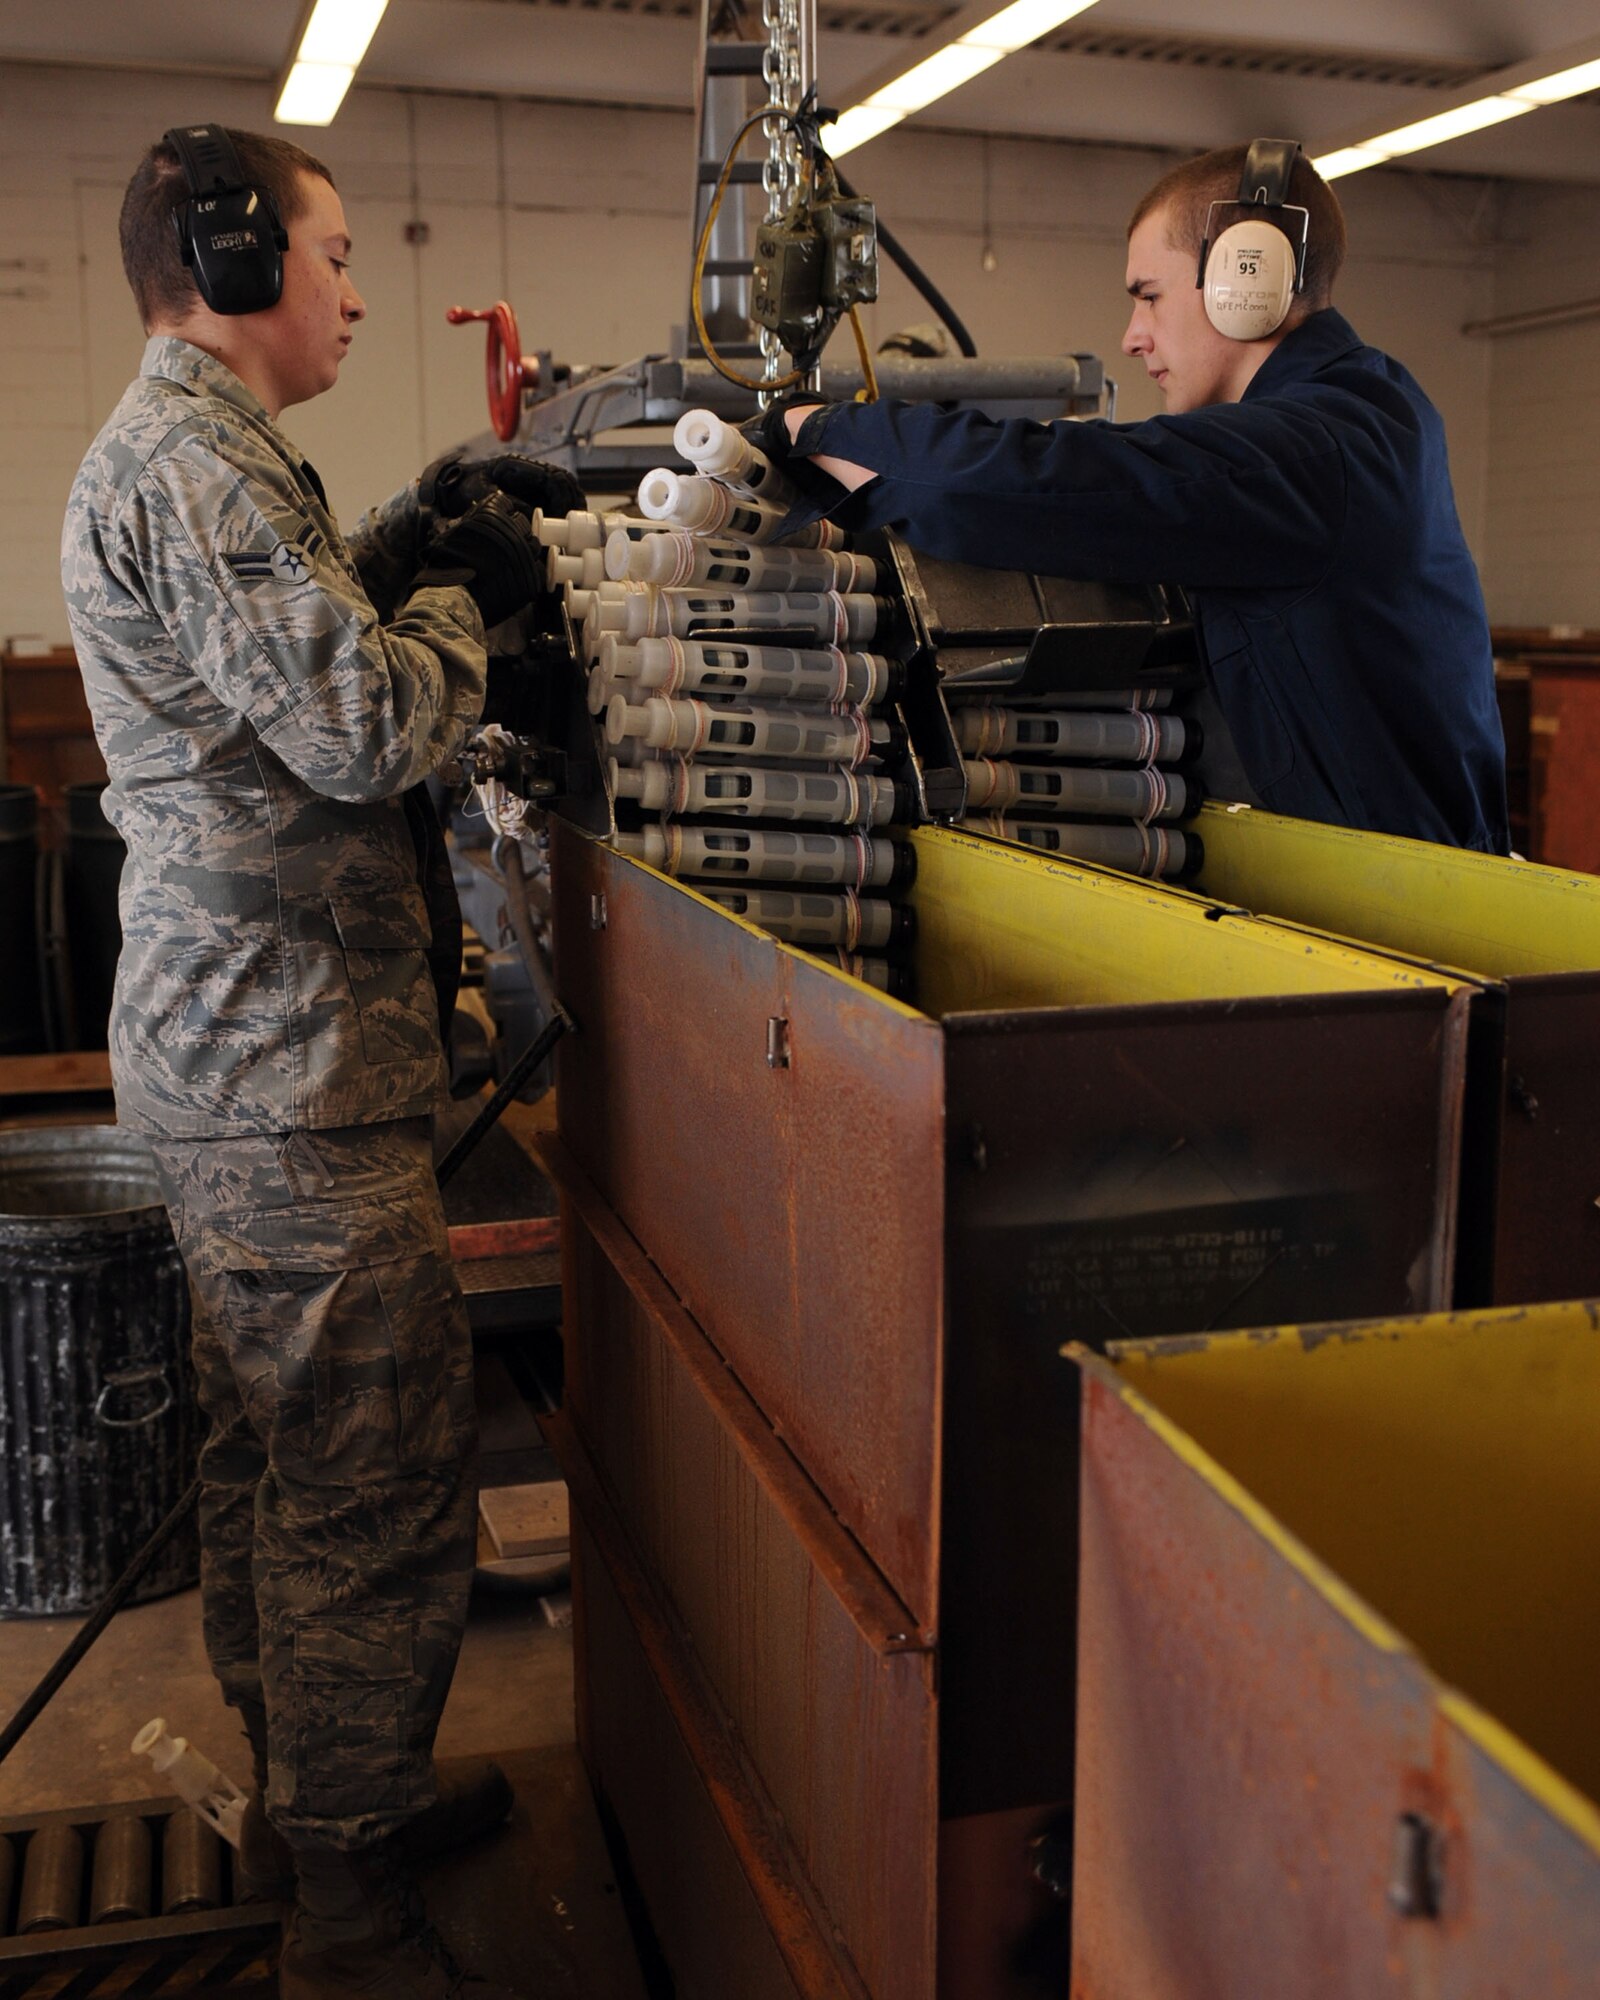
[1242,307,1365,401]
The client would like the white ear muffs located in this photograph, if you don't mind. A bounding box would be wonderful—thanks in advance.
[1201,220,1298,340]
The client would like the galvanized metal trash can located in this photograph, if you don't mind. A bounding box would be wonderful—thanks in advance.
[0,1127,198,1615]
[1070,1300,1600,2000]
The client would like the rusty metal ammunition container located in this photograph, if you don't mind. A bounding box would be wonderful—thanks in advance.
[546,818,1471,1998]
[1071,1299,1600,1999]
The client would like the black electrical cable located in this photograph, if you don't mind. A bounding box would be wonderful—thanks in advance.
[434,1006,571,1188]
[831,162,978,360]
[0,1003,573,1774]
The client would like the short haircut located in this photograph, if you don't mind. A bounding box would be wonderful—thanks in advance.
[1128,143,1347,313]
[119,127,334,331]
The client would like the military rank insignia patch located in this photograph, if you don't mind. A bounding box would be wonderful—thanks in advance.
[222,529,323,586]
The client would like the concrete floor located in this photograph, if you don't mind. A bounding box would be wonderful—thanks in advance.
[0,1552,650,1995]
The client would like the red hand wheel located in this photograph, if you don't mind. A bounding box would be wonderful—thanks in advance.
[445,301,539,442]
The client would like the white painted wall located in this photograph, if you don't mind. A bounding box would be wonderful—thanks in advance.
[0,60,1507,650]
[1478,179,1600,629]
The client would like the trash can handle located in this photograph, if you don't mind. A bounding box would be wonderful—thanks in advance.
[95,1366,175,1429]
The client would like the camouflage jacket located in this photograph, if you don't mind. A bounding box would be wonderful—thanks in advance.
[61,337,487,1138]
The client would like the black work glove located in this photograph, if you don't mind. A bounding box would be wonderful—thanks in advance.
[419,450,584,525]
[739,395,837,467]
[740,398,855,537]
[411,491,544,630]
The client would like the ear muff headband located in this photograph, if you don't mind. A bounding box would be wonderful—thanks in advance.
[164,123,288,317]
[1196,137,1309,342]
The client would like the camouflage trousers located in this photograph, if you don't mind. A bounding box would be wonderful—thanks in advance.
[148,1117,477,1852]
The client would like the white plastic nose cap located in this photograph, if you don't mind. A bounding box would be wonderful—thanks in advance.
[131,1717,171,1761]
[637,469,679,520]
[674,410,718,462]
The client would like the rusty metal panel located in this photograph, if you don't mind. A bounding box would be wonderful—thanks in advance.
[938,987,1464,1825]
[552,815,946,1627]
[1494,975,1600,1301]
[1071,1366,1435,1999]
[571,1518,812,2000]
[1436,1716,1600,1999]
[558,1175,938,2000]
[1072,1309,1600,2000]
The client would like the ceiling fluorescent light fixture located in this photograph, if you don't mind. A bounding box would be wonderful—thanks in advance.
[275,62,355,126]
[828,0,1100,155]
[1361,95,1527,156]
[1506,56,1600,105]
[275,0,390,125]
[1312,36,1600,180]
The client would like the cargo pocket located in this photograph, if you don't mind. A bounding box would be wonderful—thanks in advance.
[197,1192,465,1480]
[330,895,438,1066]
[293,1612,411,1820]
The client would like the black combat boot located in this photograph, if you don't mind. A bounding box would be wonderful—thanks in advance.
[237,1759,514,1903]
[279,1836,525,2000]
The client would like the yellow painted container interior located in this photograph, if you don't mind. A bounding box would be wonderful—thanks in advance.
[901,826,1454,1016]
[1110,1302,1600,1814]
[1191,803,1600,979]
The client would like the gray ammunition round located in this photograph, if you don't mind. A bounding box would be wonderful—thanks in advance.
[17,1822,83,1932]
[606,695,884,768]
[950,685,1172,713]
[830,950,911,998]
[587,586,884,649]
[961,759,1191,822]
[594,636,891,711]
[953,706,1189,765]
[90,1814,153,1924]
[672,409,800,506]
[635,469,838,548]
[613,825,910,888]
[607,531,876,594]
[610,758,906,828]
[161,1810,222,1914]
[706,888,907,951]
[970,816,1201,879]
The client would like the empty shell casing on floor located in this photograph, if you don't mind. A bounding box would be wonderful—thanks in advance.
[961,759,1192,822]
[635,470,838,548]
[592,635,893,712]
[606,694,887,768]
[586,586,886,649]
[611,758,908,827]
[953,706,1192,765]
[613,825,912,889]
[970,815,1202,879]
[17,1822,83,1932]
[161,1810,222,1914]
[706,887,910,951]
[673,408,798,506]
[605,531,877,594]
[90,1813,153,1924]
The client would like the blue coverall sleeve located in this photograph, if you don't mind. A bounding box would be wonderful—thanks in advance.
[808,397,1351,589]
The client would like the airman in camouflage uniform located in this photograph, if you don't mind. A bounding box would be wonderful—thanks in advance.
[62,127,538,1999]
